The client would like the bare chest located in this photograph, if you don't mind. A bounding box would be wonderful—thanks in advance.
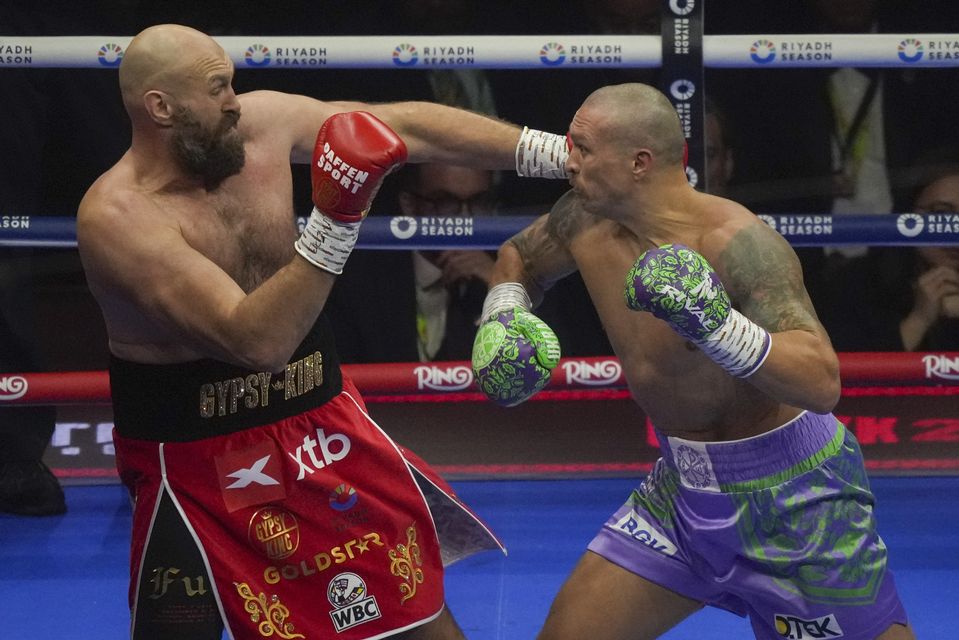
[173,154,299,292]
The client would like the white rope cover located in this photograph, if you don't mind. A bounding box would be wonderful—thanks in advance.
[0,34,957,69]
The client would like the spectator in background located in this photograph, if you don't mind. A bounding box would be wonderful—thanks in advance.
[327,163,499,363]
[720,0,959,306]
[821,151,959,351]
[0,5,65,516]
[704,95,735,197]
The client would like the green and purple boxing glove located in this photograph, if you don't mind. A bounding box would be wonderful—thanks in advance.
[625,244,771,377]
[471,283,561,407]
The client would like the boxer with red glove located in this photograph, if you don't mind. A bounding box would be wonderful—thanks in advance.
[295,111,408,274]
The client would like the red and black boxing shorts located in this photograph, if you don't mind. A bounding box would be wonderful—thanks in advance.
[110,320,502,639]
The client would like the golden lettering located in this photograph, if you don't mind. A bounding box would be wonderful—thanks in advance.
[259,372,272,406]
[229,377,245,414]
[244,374,260,409]
[285,361,298,400]
[302,354,314,394]
[200,383,215,418]
[313,351,323,387]
[264,566,281,584]
[214,381,229,416]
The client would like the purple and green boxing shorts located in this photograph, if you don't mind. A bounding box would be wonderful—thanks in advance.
[588,411,908,639]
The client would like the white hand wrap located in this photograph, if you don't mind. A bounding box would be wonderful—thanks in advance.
[515,127,569,179]
[481,282,532,321]
[294,206,363,275]
[696,308,772,378]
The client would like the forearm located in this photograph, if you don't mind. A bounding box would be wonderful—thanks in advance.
[355,101,522,169]
[744,329,841,414]
[213,257,335,372]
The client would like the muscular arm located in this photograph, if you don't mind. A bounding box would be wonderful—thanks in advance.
[78,190,333,372]
[490,191,583,306]
[716,223,841,412]
[241,91,522,170]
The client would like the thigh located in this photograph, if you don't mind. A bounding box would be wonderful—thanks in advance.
[396,605,465,640]
[877,623,915,640]
[537,551,703,640]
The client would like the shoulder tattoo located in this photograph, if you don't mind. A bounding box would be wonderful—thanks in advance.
[718,224,822,333]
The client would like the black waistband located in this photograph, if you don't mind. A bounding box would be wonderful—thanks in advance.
[110,317,343,442]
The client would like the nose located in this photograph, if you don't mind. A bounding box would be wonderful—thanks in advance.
[223,88,241,117]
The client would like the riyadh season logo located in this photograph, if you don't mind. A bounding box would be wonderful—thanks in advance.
[685,165,699,188]
[897,213,924,237]
[244,44,271,67]
[539,42,566,66]
[750,39,776,64]
[392,44,418,67]
[898,38,924,63]
[757,214,777,231]
[329,483,358,511]
[391,216,417,240]
[669,79,696,101]
[97,43,123,67]
[668,0,695,16]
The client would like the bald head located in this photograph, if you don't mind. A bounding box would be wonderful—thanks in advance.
[119,24,227,113]
[583,83,686,166]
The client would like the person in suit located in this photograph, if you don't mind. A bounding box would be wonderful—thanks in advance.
[327,162,499,363]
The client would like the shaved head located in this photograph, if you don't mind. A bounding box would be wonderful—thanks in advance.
[119,24,226,111]
[583,83,686,166]
[119,24,244,187]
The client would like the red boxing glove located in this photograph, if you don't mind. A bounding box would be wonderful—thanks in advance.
[311,111,408,223]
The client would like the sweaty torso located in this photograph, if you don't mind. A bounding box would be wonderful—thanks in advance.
[86,111,301,362]
[560,200,795,441]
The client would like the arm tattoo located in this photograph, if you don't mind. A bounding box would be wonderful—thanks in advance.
[506,191,582,293]
[545,189,593,247]
[718,225,823,334]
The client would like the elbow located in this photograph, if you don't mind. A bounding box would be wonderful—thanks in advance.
[230,337,295,374]
[809,356,842,414]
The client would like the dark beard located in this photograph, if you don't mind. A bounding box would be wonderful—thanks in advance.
[170,107,245,189]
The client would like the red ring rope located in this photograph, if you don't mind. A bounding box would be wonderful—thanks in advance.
[1,353,957,406]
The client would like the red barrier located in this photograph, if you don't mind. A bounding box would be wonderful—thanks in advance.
[1,352,958,406]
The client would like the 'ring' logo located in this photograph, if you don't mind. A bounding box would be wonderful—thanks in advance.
[390,216,417,240]
[669,79,695,101]
[392,44,418,67]
[244,44,271,67]
[97,43,123,67]
[539,42,566,66]
[0,376,28,401]
[685,165,699,188]
[669,0,695,16]
[757,214,777,231]
[897,38,924,63]
[750,39,776,64]
[897,213,924,237]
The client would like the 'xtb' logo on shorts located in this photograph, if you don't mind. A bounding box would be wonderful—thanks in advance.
[775,613,844,638]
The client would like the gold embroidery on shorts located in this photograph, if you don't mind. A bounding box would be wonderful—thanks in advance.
[389,524,424,603]
[234,582,304,639]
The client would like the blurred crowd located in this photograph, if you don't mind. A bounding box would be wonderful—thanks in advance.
[1,0,958,512]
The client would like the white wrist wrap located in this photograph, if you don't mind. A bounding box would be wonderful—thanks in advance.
[515,127,569,179]
[697,308,772,378]
[481,282,532,321]
[294,207,363,275]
